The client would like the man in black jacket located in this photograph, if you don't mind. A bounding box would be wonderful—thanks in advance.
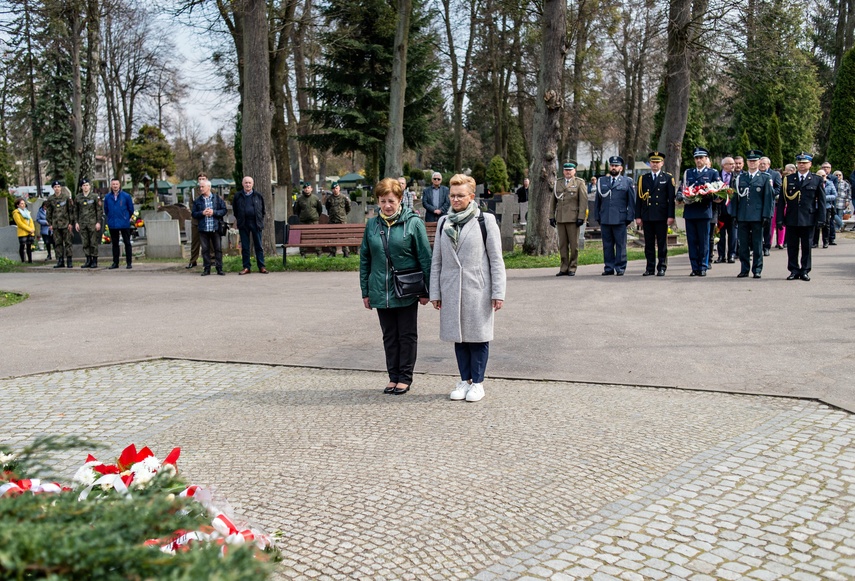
[233,176,268,274]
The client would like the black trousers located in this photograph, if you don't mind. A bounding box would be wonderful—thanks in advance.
[812,210,836,245]
[42,232,54,257]
[111,228,132,266]
[786,225,814,274]
[762,218,772,250]
[376,302,419,385]
[18,235,33,263]
[642,220,668,272]
[737,220,764,275]
[199,230,223,271]
[717,214,737,259]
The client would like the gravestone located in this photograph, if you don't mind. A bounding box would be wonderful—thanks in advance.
[346,202,363,224]
[145,220,182,258]
[0,225,19,260]
[0,197,8,227]
[493,195,518,252]
[273,186,290,221]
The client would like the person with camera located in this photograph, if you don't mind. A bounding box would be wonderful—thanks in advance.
[191,177,227,276]
[360,178,432,396]
[430,174,506,403]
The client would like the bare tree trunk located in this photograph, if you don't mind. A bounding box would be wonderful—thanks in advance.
[242,0,275,255]
[657,0,693,179]
[441,0,478,172]
[270,0,298,197]
[80,0,100,181]
[384,0,411,178]
[523,0,566,255]
[566,0,594,164]
[22,0,43,193]
[292,0,317,183]
[70,8,84,189]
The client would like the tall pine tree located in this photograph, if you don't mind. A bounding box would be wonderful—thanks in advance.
[303,0,440,182]
[827,47,855,173]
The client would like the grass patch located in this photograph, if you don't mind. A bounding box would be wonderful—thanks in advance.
[504,244,688,269]
[0,291,28,308]
[0,256,23,273]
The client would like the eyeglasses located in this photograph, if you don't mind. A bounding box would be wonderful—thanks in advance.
[449,194,469,200]
[432,177,441,180]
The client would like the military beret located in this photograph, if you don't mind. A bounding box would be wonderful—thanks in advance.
[51,180,62,187]
[331,182,340,188]
[745,149,763,161]
[608,156,624,166]
[302,181,312,187]
[648,151,665,162]
[795,152,813,162]
[79,177,90,185]
[563,161,576,170]
[693,147,710,158]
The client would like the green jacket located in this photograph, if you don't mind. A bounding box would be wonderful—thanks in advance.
[360,208,432,309]
[293,193,322,224]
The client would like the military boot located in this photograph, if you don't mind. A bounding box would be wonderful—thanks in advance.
[91,257,98,269]
[66,257,73,268]
[81,256,91,268]
[53,257,65,268]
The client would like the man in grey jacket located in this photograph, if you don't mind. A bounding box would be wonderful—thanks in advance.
[423,172,450,222]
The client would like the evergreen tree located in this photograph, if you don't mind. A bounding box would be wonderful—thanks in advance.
[739,130,751,158]
[37,19,75,184]
[304,0,440,182]
[767,113,783,169]
[827,47,855,173]
[486,155,510,193]
[125,125,175,199]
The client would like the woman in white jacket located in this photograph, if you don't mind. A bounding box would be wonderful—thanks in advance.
[430,174,506,402]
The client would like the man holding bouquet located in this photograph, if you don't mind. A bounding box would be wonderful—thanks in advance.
[732,150,775,279]
[679,148,720,277]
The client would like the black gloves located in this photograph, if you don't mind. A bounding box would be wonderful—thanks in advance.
[575,219,584,227]
[762,218,770,227]
[549,218,556,228]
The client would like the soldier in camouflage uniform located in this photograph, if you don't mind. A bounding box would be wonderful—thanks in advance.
[75,178,103,269]
[45,180,76,268]
[293,182,323,257]
[324,182,353,256]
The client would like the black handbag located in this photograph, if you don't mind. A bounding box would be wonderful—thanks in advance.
[217,218,229,236]
[379,225,426,298]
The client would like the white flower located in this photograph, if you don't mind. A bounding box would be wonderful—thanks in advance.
[130,463,156,489]
[140,456,161,472]
[72,462,99,486]
[0,452,17,464]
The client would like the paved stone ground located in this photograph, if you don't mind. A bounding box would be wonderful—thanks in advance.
[3,360,854,580]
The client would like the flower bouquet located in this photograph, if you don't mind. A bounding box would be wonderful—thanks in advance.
[681,181,733,204]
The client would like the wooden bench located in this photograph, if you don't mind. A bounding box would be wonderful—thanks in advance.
[284,221,438,261]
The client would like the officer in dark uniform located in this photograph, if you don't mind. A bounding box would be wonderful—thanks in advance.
[732,150,774,278]
[75,178,103,268]
[595,156,636,275]
[45,180,76,268]
[678,148,720,276]
[778,152,826,281]
[635,151,675,276]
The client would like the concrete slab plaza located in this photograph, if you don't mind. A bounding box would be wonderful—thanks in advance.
[1,240,855,579]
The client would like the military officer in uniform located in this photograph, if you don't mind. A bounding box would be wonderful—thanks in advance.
[679,147,720,276]
[778,152,826,281]
[45,180,75,268]
[595,156,636,275]
[732,150,774,278]
[75,178,103,269]
[549,161,587,276]
[636,151,675,276]
[324,182,352,256]
[293,181,323,258]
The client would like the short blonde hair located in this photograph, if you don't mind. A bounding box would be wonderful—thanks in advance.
[448,174,476,196]
[374,177,403,201]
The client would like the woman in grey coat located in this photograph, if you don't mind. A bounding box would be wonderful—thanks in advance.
[430,174,506,402]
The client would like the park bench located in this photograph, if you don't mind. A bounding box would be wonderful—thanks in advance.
[284,221,438,262]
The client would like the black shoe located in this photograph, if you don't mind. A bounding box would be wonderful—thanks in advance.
[216,270,225,275]
[830,241,837,246]
[714,258,725,264]
[392,384,410,395]
[763,249,770,256]
[776,244,783,249]
[568,271,575,276]
[690,271,697,277]
[92,258,98,268]
[811,244,818,248]
[81,257,91,268]
[822,243,828,249]
[727,258,735,263]
[782,244,787,249]
[800,273,810,281]
[126,264,132,269]
[787,272,798,280]
[555,271,569,277]
[201,270,210,276]
[656,269,665,277]
[700,270,707,277]
[753,273,761,279]
[66,258,73,268]
[737,272,749,278]
[615,270,625,276]
[383,383,396,394]
[108,263,119,270]
[642,270,654,276]
[53,259,65,269]
[602,270,614,276]
[185,262,197,269]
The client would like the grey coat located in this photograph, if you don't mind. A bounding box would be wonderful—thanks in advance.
[429,210,506,343]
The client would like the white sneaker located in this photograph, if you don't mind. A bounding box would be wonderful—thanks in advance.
[465,383,485,402]
[450,381,470,401]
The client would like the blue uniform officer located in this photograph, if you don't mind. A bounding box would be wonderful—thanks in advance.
[679,148,720,276]
[594,156,636,275]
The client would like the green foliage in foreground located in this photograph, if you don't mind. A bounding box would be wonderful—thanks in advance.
[0,256,23,273]
[0,291,27,308]
[0,438,272,580]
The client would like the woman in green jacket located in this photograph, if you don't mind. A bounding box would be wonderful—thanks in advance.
[360,178,433,395]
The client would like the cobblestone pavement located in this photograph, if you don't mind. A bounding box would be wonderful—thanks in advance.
[3,360,854,580]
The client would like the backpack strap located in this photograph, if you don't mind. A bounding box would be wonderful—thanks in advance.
[478,215,487,245]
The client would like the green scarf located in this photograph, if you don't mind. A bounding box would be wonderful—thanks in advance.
[443,201,477,249]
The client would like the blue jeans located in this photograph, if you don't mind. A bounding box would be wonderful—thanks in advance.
[454,342,490,383]
[685,218,710,272]
[239,227,265,270]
